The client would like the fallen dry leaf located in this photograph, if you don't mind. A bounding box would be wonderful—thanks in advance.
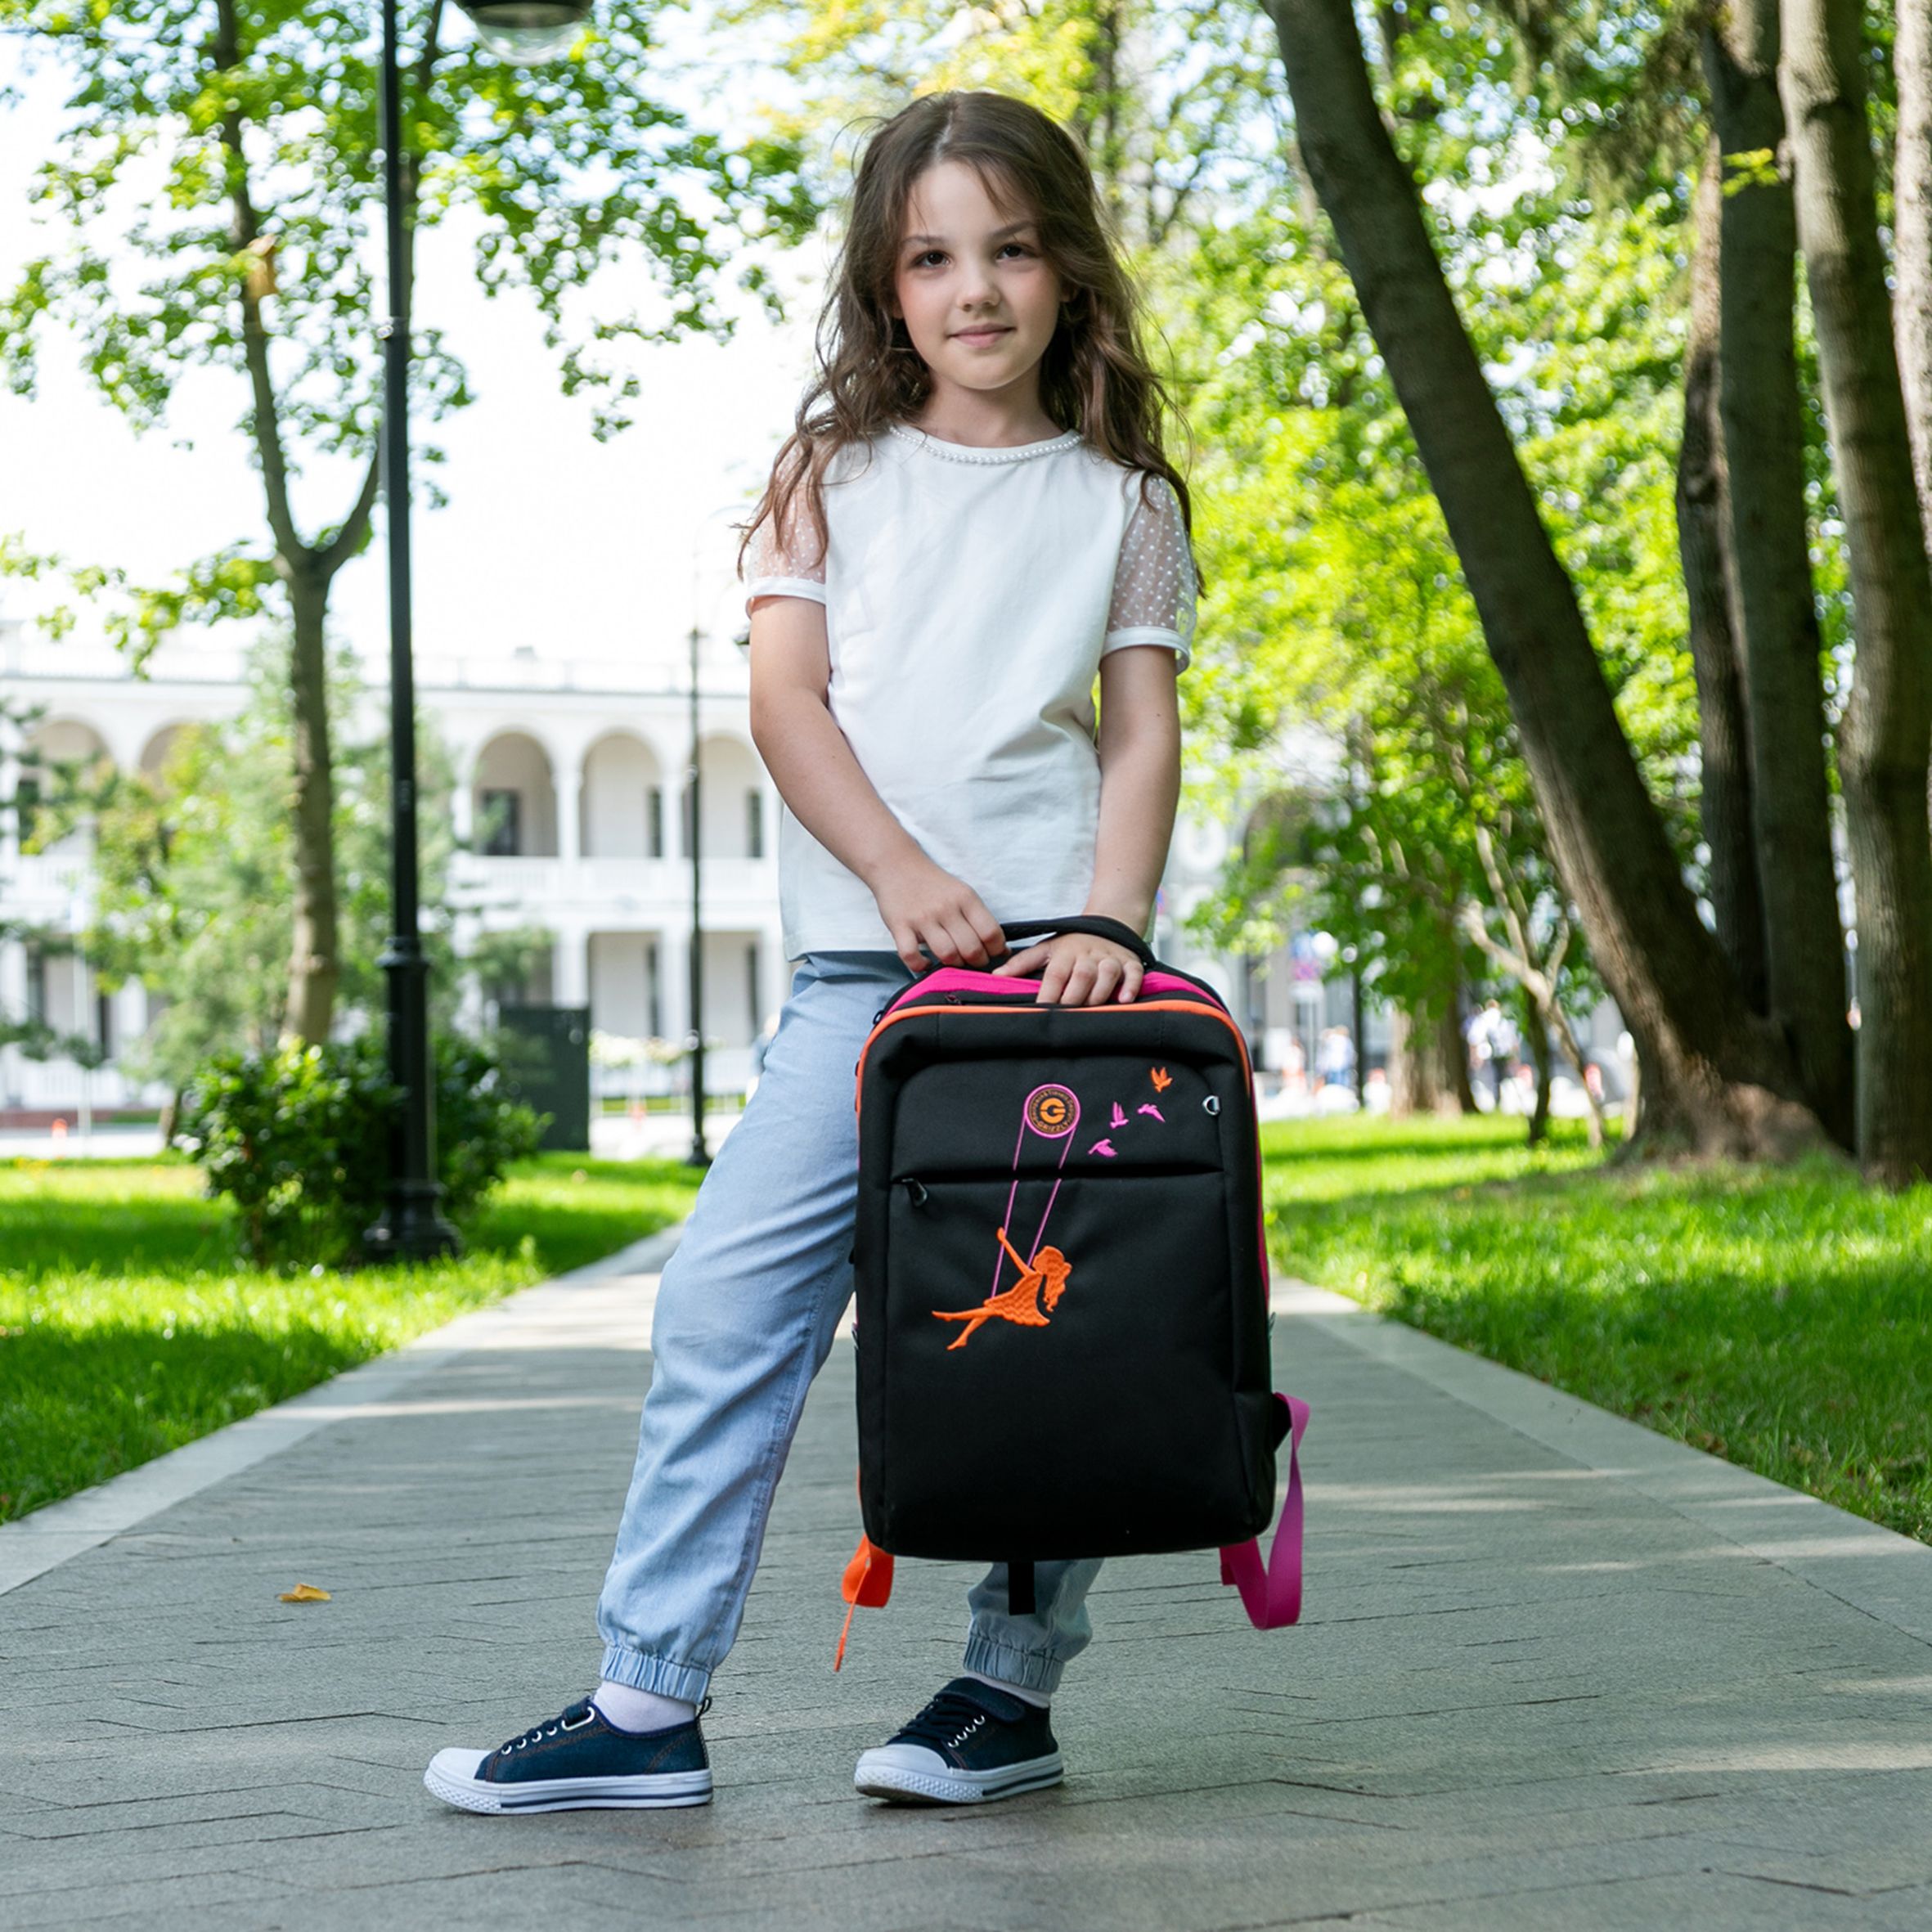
[278,1582,332,1602]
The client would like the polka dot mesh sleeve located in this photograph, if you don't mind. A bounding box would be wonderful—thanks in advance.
[742,479,828,613]
[1103,473,1198,671]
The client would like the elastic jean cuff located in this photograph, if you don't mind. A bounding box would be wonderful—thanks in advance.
[960,1632,1069,1697]
[598,1643,712,1706]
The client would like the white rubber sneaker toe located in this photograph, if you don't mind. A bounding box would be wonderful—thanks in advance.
[424,1748,505,1813]
[853,1739,1064,1804]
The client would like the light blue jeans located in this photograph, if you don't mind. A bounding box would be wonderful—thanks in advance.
[595,949,1103,1705]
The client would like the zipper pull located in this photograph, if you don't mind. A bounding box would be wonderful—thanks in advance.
[899,1177,930,1208]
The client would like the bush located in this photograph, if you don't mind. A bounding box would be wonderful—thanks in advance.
[431,1033,550,1222]
[177,1040,380,1269]
[177,1031,546,1269]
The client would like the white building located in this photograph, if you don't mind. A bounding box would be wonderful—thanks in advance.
[0,618,1270,1121]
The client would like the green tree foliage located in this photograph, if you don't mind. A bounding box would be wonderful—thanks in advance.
[712,0,1284,254]
[0,696,51,1052]
[464,923,557,1004]
[1170,142,1696,1059]
[716,3,1706,1106]
[70,634,463,1092]
[85,719,295,1085]
[0,0,817,470]
[0,0,820,1038]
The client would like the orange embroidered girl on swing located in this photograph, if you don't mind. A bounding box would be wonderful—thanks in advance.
[929,1078,1080,1348]
[928,1067,1180,1349]
[933,1229,1073,1349]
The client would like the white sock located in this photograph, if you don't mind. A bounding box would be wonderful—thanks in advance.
[965,1668,1050,1710]
[591,1680,698,1733]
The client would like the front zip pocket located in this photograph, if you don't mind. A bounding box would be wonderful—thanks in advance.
[870,1168,1252,1558]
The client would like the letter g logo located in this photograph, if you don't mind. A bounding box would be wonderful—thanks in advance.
[1024,1084,1079,1138]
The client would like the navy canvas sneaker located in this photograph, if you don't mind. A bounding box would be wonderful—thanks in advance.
[423,1695,712,1813]
[853,1677,1063,1804]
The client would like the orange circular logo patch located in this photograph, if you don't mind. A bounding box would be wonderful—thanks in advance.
[1024,1084,1079,1138]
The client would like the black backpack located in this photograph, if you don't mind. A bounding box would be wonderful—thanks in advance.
[834,914,1308,1665]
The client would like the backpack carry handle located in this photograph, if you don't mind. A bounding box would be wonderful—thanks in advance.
[995,914,1157,970]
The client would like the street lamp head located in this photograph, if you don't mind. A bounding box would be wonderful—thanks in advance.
[456,1,591,64]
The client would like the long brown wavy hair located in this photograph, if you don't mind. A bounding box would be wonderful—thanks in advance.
[735,89,1205,601]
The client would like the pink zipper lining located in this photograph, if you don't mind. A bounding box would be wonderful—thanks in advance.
[884,966,1210,1011]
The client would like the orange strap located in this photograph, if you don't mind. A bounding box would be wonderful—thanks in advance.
[833,1532,895,1671]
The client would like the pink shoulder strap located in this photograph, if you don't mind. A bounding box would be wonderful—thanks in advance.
[1219,1393,1310,1629]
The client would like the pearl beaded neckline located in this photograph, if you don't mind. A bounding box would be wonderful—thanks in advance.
[887,422,1082,464]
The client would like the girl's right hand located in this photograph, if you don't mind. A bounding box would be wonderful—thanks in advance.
[870,856,1007,973]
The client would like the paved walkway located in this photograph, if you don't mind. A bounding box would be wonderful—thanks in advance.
[4,1233,1931,1930]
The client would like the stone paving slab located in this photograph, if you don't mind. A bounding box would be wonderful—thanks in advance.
[2,1234,1930,1930]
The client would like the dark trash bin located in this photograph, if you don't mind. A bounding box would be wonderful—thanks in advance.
[496,1004,591,1152]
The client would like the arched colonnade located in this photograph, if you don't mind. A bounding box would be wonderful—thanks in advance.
[462,725,771,864]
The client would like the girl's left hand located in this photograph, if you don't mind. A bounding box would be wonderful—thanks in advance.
[990,932,1144,1006]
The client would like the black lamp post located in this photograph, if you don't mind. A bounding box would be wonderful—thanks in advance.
[681,501,752,1171]
[1343,942,1365,1108]
[685,617,709,1169]
[363,0,591,1262]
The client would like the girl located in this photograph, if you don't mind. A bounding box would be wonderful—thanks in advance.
[425,87,1202,1814]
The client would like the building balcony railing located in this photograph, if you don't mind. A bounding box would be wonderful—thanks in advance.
[452,852,779,917]
[2,849,781,930]
[2,1058,167,1112]
[2,849,97,905]
[594,1048,754,1099]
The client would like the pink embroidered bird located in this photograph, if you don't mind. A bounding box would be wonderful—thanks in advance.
[1089,1138,1117,1157]
[1138,1103,1165,1121]
[1109,1102,1127,1129]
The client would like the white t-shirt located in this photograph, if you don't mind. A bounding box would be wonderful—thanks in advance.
[742,420,1198,960]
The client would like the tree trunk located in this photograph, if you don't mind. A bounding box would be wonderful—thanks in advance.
[1781,0,1932,1186]
[1387,1001,1468,1117]
[1897,0,1932,542]
[1703,0,1855,1148]
[1264,0,1826,1161]
[1458,887,1609,1153]
[1521,984,1552,1147]
[284,573,339,1044]
[1678,138,1768,1015]
[1544,991,1608,1152]
[1437,995,1476,1113]
[1386,1005,1427,1116]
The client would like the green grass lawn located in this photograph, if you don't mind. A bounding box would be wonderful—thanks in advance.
[0,1152,702,1524]
[15,1122,1927,1549]
[1264,1114,1932,1544]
